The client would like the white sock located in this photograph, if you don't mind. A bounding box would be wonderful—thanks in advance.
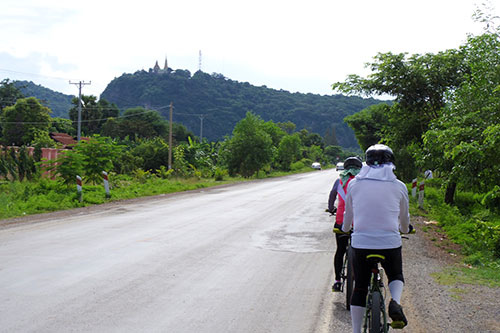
[389,280,404,304]
[350,305,365,333]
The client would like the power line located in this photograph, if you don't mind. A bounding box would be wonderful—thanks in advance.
[0,109,175,125]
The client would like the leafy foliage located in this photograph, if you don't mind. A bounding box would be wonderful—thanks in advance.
[276,134,302,171]
[344,103,390,151]
[421,32,500,196]
[1,97,52,146]
[1,79,24,112]
[69,95,120,136]
[47,135,122,184]
[222,112,273,178]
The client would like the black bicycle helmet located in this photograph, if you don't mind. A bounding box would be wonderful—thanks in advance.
[343,156,363,169]
[365,144,395,166]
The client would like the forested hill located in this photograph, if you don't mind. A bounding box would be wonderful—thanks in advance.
[14,80,73,119]
[101,69,383,148]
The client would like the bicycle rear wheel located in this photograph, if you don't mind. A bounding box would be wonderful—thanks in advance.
[345,248,354,311]
[368,291,381,333]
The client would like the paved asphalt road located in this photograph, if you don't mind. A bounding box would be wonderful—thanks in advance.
[0,170,353,333]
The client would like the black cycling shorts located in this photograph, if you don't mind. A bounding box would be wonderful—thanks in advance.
[350,246,404,307]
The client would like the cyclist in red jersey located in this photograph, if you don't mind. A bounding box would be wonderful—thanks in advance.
[328,156,362,292]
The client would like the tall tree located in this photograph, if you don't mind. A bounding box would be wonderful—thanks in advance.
[324,126,339,146]
[332,49,467,181]
[116,107,168,139]
[0,79,24,112]
[69,95,102,135]
[344,103,390,151]
[0,79,25,139]
[276,134,302,170]
[1,97,51,146]
[222,112,273,177]
[421,31,500,202]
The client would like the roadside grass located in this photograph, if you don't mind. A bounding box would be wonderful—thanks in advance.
[408,178,500,287]
[0,177,234,220]
[0,164,323,220]
[430,264,500,288]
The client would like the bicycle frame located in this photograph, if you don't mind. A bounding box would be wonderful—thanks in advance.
[363,255,388,333]
[332,227,354,311]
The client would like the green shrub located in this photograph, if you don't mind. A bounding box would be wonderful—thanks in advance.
[155,165,173,179]
[454,191,483,215]
[133,169,153,184]
[214,167,227,181]
[482,186,500,213]
[290,161,305,171]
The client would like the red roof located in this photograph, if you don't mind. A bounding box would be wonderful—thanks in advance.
[49,133,89,147]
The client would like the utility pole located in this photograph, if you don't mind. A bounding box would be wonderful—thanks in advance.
[69,80,91,141]
[199,114,205,141]
[168,102,173,170]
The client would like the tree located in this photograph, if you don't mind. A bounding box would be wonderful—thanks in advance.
[421,31,500,202]
[50,117,75,135]
[117,107,168,139]
[50,135,122,184]
[332,49,467,181]
[69,95,102,135]
[276,134,302,170]
[223,112,273,177]
[344,103,390,151]
[0,79,24,112]
[324,145,344,163]
[262,120,286,147]
[305,145,324,163]
[277,121,296,135]
[299,129,324,149]
[68,96,119,136]
[324,126,339,146]
[131,137,170,172]
[100,117,121,138]
[1,97,51,146]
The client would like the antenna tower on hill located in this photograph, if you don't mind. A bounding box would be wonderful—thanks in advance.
[199,50,202,72]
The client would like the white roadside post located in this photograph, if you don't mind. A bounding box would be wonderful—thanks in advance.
[76,175,83,202]
[411,178,418,198]
[102,171,110,198]
[418,180,425,209]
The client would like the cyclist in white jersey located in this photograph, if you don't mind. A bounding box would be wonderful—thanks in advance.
[342,144,412,333]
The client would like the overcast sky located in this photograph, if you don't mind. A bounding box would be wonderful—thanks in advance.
[0,0,497,98]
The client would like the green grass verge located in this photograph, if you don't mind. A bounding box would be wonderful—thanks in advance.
[430,264,500,288]
[0,165,323,220]
[408,178,500,287]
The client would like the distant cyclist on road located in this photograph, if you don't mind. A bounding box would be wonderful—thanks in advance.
[342,144,411,333]
[328,156,362,292]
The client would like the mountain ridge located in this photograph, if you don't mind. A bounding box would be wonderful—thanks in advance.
[12,70,385,148]
[101,69,383,147]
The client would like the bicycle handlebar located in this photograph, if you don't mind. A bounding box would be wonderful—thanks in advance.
[332,226,416,235]
[333,227,351,235]
[325,208,337,216]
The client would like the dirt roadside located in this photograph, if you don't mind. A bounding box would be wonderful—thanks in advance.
[401,217,500,333]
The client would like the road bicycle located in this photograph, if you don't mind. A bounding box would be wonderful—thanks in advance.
[362,231,415,333]
[332,227,354,311]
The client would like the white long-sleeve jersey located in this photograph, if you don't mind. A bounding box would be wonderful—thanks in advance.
[342,164,410,249]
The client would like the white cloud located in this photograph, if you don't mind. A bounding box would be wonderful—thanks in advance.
[0,0,496,97]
